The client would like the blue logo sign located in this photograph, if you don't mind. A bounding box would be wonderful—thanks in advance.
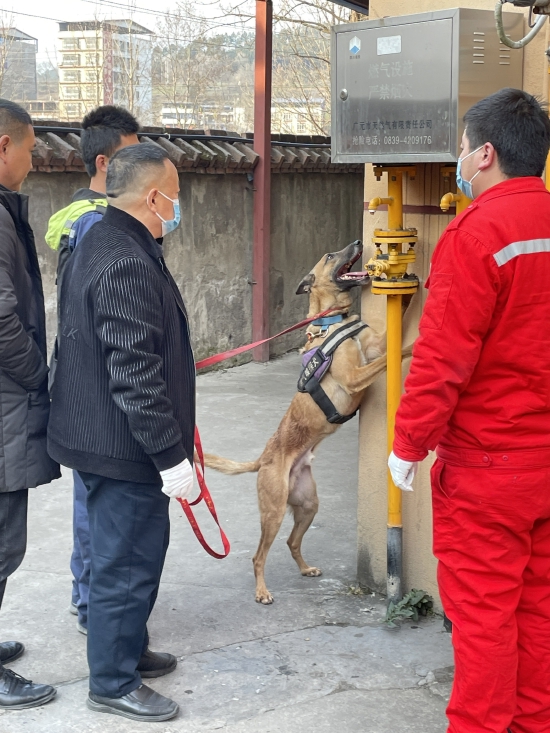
[349,36,361,55]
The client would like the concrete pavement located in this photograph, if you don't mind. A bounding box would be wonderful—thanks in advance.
[0,353,453,732]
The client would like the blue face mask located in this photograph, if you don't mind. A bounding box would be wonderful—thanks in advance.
[156,191,181,236]
[456,145,484,200]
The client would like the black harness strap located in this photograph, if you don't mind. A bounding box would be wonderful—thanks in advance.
[297,320,368,425]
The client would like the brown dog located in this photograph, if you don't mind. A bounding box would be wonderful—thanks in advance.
[204,241,412,604]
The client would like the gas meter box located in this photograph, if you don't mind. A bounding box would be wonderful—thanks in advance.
[331,8,523,164]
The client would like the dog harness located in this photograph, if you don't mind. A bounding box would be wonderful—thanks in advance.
[298,320,368,424]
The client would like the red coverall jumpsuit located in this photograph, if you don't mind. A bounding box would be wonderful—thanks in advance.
[393,177,550,733]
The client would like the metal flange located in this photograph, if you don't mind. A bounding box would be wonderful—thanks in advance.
[371,279,419,295]
[374,228,417,238]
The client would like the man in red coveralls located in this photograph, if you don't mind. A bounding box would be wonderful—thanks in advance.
[388,88,550,733]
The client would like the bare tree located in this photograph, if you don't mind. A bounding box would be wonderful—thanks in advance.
[154,2,229,129]
[273,1,365,134]
[37,53,59,101]
[219,0,365,134]
[113,21,154,123]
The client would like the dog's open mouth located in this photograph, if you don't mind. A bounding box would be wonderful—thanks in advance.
[334,250,370,286]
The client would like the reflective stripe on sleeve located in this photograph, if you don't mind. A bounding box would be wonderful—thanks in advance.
[493,238,550,267]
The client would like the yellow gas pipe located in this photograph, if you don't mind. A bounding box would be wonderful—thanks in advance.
[366,166,419,605]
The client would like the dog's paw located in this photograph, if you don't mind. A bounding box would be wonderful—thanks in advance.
[302,567,322,577]
[256,590,274,604]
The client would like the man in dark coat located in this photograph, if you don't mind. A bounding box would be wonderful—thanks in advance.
[48,143,195,722]
[45,105,140,637]
[0,99,60,709]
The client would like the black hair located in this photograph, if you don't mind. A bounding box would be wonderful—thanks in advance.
[81,105,139,177]
[106,143,169,198]
[0,99,32,141]
[463,88,550,178]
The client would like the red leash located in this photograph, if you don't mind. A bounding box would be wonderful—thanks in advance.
[177,427,230,559]
[194,308,338,370]
[180,307,340,558]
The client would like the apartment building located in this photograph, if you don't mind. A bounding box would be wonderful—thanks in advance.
[160,102,246,131]
[0,28,38,102]
[271,97,327,136]
[24,101,60,120]
[58,19,153,122]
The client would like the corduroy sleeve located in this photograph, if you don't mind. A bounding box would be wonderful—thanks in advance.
[95,256,186,470]
[393,228,500,461]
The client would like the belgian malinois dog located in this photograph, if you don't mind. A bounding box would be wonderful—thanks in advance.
[204,241,413,604]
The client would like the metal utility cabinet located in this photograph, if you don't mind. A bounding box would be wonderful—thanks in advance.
[331,8,524,163]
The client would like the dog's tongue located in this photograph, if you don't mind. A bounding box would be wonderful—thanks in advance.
[339,271,369,281]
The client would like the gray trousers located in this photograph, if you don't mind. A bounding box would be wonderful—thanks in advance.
[0,490,28,610]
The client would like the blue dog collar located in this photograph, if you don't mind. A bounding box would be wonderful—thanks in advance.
[311,314,345,327]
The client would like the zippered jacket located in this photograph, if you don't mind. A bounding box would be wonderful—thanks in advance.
[47,205,196,483]
[45,187,107,301]
[394,177,550,462]
[0,185,60,491]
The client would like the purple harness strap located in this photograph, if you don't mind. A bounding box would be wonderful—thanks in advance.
[301,348,332,382]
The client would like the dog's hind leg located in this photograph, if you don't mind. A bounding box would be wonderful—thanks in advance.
[287,452,321,578]
[253,464,289,605]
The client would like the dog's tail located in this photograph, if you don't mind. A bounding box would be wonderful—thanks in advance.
[203,453,261,475]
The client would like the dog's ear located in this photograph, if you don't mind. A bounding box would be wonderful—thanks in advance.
[296,273,315,295]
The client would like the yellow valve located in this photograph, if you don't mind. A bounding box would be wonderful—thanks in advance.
[365,167,419,295]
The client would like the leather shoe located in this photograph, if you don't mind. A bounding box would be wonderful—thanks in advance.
[0,667,56,709]
[0,642,24,665]
[87,684,178,721]
[137,649,177,678]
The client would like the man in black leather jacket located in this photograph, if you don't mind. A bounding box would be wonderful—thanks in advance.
[49,143,195,723]
[0,100,60,710]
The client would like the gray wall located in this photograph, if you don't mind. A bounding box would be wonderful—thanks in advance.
[22,170,363,363]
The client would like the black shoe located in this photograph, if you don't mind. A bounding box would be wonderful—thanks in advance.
[0,668,56,709]
[137,649,177,678]
[443,614,453,633]
[87,684,178,722]
[0,642,24,665]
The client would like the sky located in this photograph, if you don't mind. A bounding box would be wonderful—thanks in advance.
[1,0,247,66]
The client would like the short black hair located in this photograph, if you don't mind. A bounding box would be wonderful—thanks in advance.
[463,88,550,178]
[81,105,139,177]
[0,99,32,141]
[106,143,169,198]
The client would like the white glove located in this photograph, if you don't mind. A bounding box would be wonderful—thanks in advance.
[160,458,194,500]
[388,451,418,492]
